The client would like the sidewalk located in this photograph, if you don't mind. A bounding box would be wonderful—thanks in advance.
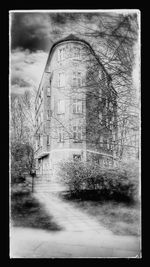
[10,192,141,258]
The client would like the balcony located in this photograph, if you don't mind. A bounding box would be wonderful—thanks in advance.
[37,151,50,159]
[34,146,50,159]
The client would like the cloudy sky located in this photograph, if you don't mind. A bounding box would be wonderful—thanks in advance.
[10,11,139,95]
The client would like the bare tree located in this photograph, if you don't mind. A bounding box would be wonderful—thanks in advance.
[74,13,140,160]
[11,89,37,182]
[11,88,36,146]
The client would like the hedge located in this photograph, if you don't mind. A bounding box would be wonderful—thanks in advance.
[59,160,139,202]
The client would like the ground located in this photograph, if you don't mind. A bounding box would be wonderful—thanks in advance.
[63,198,141,236]
[10,191,141,258]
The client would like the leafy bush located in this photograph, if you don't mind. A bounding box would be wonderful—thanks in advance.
[59,160,140,202]
[11,141,35,185]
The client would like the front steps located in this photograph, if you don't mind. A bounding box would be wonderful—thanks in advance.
[34,176,66,193]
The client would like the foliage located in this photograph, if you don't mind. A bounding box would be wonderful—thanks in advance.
[11,141,35,184]
[59,160,139,202]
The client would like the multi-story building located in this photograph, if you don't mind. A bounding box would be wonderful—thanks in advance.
[34,34,118,179]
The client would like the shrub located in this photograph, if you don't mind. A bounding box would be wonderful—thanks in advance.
[11,141,35,185]
[59,159,140,202]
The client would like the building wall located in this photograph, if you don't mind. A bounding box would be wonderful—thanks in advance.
[34,37,118,178]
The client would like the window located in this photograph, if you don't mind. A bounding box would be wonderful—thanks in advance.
[47,87,51,96]
[47,135,50,145]
[77,72,82,86]
[58,73,65,87]
[58,127,65,142]
[99,88,102,99]
[73,154,81,161]
[100,135,103,147]
[103,138,107,149]
[72,72,82,87]
[58,48,65,61]
[103,158,107,167]
[57,100,65,114]
[73,99,83,114]
[109,102,113,112]
[47,110,51,120]
[99,70,102,80]
[110,122,112,130]
[73,47,80,59]
[99,112,102,122]
[73,125,82,142]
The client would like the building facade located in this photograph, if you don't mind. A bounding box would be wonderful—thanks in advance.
[34,35,118,179]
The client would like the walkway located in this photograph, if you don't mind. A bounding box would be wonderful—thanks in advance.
[10,192,141,258]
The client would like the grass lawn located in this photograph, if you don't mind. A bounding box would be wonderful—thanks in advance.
[11,184,62,231]
[62,193,141,236]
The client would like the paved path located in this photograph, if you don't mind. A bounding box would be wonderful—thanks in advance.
[10,192,141,258]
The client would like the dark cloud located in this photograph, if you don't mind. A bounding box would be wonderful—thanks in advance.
[49,13,83,24]
[10,12,101,52]
[50,13,68,25]
[11,13,52,52]
[49,12,100,25]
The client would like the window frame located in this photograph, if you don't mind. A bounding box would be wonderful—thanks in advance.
[73,125,82,142]
[73,154,81,161]
[99,70,103,80]
[58,72,65,87]
[47,110,51,120]
[73,47,81,59]
[72,99,83,114]
[72,72,82,87]
[100,135,103,147]
[58,47,66,61]
[47,87,51,96]
[99,112,103,122]
[57,99,65,114]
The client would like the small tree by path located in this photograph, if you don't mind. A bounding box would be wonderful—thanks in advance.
[11,142,36,190]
